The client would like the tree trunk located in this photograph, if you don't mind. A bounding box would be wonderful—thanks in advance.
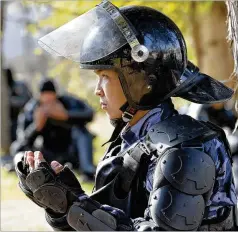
[226,0,238,76]
[1,1,11,153]
[190,2,234,87]
[226,0,238,130]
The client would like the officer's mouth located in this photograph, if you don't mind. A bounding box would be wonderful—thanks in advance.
[100,102,108,110]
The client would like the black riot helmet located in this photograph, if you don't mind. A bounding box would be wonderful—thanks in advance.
[39,1,233,122]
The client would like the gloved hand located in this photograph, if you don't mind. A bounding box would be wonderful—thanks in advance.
[15,151,85,214]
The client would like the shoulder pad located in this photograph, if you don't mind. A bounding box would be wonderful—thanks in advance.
[147,115,217,153]
[150,185,205,230]
[157,148,216,195]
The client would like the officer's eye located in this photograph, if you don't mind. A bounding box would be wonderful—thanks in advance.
[102,74,109,80]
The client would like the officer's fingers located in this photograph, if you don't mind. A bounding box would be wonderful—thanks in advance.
[26,151,34,171]
[51,161,64,174]
[34,151,46,169]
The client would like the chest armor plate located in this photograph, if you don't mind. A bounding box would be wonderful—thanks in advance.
[91,115,218,217]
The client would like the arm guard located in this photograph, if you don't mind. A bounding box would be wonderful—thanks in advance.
[67,195,134,231]
[147,147,216,231]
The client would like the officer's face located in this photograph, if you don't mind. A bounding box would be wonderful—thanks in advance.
[94,69,127,119]
[40,92,57,105]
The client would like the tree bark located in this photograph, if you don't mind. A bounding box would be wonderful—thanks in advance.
[226,0,238,76]
[190,2,234,87]
[1,1,11,153]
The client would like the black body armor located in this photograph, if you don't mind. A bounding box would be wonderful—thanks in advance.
[87,115,234,230]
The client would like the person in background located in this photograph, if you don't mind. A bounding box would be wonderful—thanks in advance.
[4,68,32,142]
[12,78,96,181]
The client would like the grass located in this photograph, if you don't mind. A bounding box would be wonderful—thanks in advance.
[1,135,108,201]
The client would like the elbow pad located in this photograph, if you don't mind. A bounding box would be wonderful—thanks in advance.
[149,148,216,231]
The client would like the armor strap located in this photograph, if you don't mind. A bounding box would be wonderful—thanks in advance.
[199,206,235,230]
[118,141,156,192]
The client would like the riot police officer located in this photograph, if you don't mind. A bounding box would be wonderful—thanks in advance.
[15,1,237,230]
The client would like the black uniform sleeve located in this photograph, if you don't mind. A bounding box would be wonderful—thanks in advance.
[14,104,39,153]
[45,210,75,231]
[58,96,94,126]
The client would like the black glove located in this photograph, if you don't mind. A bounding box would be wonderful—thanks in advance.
[15,157,84,214]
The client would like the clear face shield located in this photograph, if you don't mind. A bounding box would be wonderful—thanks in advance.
[38,1,149,64]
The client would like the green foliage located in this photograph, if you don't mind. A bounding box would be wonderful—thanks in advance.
[196,1,214,14]
[34,1,213,36]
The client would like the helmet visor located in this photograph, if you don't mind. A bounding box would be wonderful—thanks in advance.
[38,6,128,63]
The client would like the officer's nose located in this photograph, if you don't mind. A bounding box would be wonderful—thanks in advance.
[94,80,104,97]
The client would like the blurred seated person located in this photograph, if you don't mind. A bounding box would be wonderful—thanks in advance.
[11,78,96,180]
[4,68,32,142]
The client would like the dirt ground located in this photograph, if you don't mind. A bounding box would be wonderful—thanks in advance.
[1,200,52,231]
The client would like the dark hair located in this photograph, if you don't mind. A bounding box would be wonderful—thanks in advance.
[39,79,56,93]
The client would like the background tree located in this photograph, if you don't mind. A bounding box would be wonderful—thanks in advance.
[226,0,238,130]
[1,1,11,153]
[190,2,233,83]
[226,0,238,77]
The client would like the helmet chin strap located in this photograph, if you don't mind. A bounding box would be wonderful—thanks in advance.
[120,102,137,123]
[101,102,137,147]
